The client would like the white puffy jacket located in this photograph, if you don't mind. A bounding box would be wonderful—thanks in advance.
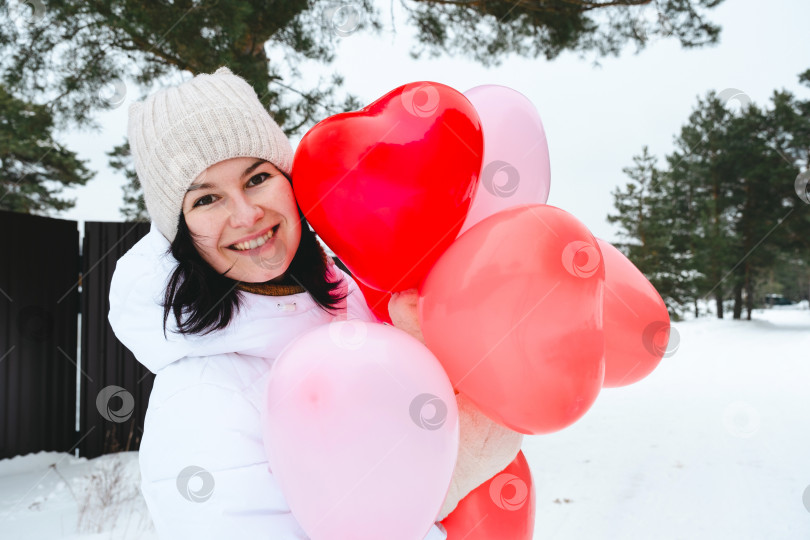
[108,224,448,540]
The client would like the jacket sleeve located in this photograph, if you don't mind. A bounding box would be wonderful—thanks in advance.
[425,524,449,540]
[139,379,310,540]
[140,378,449,540]
[340,270,378,323]
[437,392,524,521]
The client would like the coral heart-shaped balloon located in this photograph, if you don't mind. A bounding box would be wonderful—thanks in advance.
[419,204,606,434]
[292,82,483,292]
[596,239,670,387]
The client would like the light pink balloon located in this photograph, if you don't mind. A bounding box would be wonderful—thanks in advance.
[261,321,459,540]
[459,85,551,236]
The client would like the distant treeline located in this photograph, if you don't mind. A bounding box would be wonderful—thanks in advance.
[610,70,810,320]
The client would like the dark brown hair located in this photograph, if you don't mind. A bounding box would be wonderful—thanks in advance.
[161,174,346,337]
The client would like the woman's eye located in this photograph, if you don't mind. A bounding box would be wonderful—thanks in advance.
[247,172,270,187]
[191,172,271,208]
[193,194,217,208]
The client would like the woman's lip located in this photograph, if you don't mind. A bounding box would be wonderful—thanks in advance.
[230,232,277,255]
[229,224,277,247]
[228,223,281,254]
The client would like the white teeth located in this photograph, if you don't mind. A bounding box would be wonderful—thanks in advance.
[232,228,275,251]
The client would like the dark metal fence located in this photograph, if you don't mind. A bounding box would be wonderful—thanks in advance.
[0,210,153,459]
[79,221,153,459]
[0,211,79,459]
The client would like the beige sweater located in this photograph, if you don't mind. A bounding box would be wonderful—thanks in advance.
[388,290,524,520]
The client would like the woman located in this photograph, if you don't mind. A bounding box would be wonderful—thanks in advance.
[109,67,520,539]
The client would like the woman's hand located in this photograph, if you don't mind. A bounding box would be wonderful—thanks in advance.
[388,288,425,344]
[437,393,524,521]
[388,288,524,521]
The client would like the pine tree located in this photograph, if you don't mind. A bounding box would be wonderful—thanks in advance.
[407,0,724,64]
[0,0,726,218]
[767,71,810,304]
[0,85,93,214]
[665,93,743,318]
[609,72,810,320]
[107,142,145,222]
[722,105,794,319]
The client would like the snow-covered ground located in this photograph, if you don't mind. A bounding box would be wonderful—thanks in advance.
[1,304,808,539]
[529,303,810,539]
[0,451,155,539]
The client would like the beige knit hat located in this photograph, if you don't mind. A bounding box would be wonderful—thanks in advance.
[127,66,293,242]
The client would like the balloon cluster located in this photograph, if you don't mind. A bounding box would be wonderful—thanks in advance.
[262,82,671,540]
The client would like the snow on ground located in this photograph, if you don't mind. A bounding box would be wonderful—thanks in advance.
[527,304,810,539]
[1,305,808,539]
[0,451,156,539]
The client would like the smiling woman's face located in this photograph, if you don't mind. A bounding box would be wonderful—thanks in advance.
[181,157,301,283]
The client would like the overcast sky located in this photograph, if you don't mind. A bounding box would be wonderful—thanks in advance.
[58,0,810,243]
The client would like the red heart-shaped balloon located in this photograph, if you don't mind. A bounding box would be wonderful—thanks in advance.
[355,279,392,324]
[292,82,483,292]
[441,450,536,540]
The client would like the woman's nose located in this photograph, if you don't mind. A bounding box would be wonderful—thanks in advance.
[227,193,264,228]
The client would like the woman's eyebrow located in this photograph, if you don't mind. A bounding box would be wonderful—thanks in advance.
[186,160,268,192]
[186,182,212,192]
[242,159,267,178]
